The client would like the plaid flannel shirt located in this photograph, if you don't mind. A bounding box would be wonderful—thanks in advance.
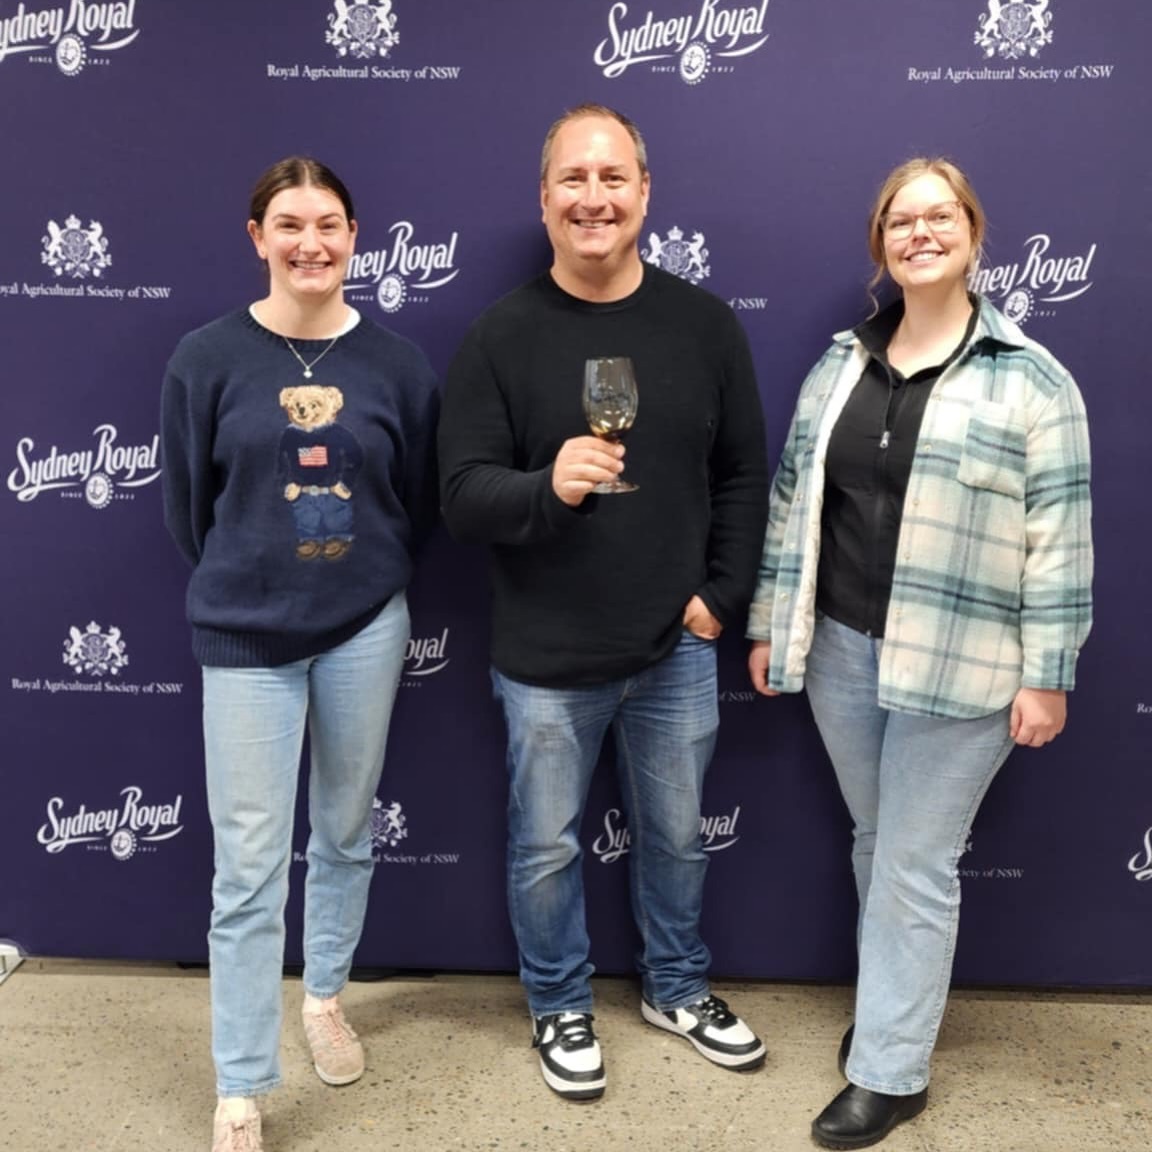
[747,297,1093,719]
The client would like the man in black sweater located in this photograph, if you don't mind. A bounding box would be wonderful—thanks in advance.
[438,104,769,1101]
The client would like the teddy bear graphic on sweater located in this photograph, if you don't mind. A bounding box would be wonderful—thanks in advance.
[278,385,364,561]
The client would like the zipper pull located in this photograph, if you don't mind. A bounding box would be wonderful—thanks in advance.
[879,430,891,449]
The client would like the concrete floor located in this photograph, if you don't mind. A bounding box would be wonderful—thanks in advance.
[1,960,1149,1152]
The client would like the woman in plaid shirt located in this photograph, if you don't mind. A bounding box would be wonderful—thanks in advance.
[747,158,1092,1149]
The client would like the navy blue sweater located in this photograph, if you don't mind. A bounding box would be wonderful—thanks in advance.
[161,308,439,666]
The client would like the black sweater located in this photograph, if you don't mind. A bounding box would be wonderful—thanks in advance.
[438,265,768,686]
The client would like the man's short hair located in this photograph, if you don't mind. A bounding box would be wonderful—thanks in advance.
[539,103,649,182]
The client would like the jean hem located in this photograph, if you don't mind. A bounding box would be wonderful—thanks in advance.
[303,982,347,1000]
[215,1076,281,1098]
[527,1001,595,1019]
[846,1069,929,1095]
[646,984,711,1013]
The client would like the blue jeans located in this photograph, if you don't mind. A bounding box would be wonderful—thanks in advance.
[202,592,409,1097]
[290,490,354,542]
[492,631,718,1017]
[804,614,1015,1094]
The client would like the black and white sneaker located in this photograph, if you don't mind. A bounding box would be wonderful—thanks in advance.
[532,1012,606,1100]
[641,994,766,1070]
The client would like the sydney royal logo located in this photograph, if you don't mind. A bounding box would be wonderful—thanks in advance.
[592,805,742,863]
[643,225,710,285]
[64,621,128,677]
[7,424,161,507]
[42,215,111,279]
[975,0,1053,61]
[326,0,397,60]
[345,221,460,314]
[0,0,141,76]
[37,786,184,861]
[969,233,1095,325]
[594,0,771,84]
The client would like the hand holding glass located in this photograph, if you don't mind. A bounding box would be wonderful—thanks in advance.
[582,357,638,494]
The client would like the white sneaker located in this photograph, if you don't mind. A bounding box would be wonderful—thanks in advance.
[641,994,765,1070]
[531,1012,606,1100]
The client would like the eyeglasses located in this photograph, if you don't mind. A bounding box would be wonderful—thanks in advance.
[880,201,964,240]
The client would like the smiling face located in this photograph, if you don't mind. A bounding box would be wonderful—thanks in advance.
[248,184,357,308]
[540,114,650,298]
[881,172,974,296]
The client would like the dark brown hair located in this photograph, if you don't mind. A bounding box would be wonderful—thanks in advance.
[248,156,356,225]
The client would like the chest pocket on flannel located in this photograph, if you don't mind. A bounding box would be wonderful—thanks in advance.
[956,400,1027,499]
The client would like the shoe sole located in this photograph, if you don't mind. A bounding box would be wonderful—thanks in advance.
[810,1095,927,1150]
[540,1060,605,1101]
[313,1062,364,1087]
[640,999,766,1071]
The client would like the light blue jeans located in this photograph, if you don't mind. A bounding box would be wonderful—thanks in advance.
[202,593,409,1097]
[492,631,718,1017]
[804,613,1015,1095]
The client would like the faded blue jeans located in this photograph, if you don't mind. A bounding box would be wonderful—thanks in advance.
[805,613,1015,1094]
[202,592,409,1097]
[492,631,718,1018]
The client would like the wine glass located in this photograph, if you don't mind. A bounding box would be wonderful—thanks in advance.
[582,357,638,494]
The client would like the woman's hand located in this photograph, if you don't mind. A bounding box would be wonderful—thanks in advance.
[1010,687,1067,746]
[748,640,779,696]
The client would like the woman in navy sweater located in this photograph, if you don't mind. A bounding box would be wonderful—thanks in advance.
[161,157,438,1152]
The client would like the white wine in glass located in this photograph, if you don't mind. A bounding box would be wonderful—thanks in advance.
[582,356,638,494]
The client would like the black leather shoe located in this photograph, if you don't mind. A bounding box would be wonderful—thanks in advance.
[811,1083,927,1149]
[837,1024,854,1077]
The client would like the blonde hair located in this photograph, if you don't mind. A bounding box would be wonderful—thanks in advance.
[866,157,986,310]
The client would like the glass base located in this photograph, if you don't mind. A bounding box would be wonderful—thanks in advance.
[591,479,638,494]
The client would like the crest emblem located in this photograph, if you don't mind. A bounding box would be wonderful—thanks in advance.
[55,34,87,77]
[370,798,408,849]
[63,622,129,678]
[376,273,407,313]
[42,216,112,280]
[109,829,137,862]
[326,0,399,60]
[678,42,711,86]
[975,0,1053,60]
[84,473,115,510]
[1001,288,1034,326]
[642,226,711,285]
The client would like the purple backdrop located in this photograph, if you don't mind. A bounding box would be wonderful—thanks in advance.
[2,0,1150,985]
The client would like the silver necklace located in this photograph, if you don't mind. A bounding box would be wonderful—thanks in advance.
[283,334,341,379]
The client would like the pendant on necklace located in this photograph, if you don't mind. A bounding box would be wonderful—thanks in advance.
[283,334,340,381]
